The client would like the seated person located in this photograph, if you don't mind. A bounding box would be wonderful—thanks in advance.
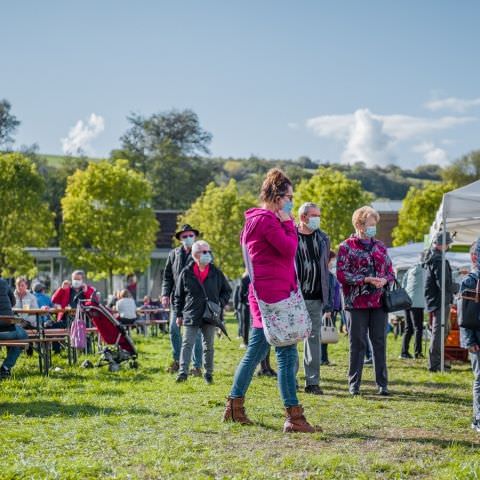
[14,277,38,329]
[33,283,53,325]
[51,270,95,327]
[116,289,137,325]
[0,275,28,379]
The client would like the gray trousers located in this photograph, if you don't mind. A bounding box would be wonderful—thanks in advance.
[303,299,323,387]
[347,308,388,390]
[179,324,216,376]
[470,351,480,421]
[428,308,451,371]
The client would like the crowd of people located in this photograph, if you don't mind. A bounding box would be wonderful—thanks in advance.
[1,167,479,435]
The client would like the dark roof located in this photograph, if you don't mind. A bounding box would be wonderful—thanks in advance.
[155,210,181,249]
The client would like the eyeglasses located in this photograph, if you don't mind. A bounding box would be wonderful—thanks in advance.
[180,234,195,239]
[282,194,293,201]
[199,250,212,254]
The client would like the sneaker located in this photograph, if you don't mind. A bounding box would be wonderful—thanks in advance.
[399,353,413,359]
[0,365,11,379]
[175,373,188,383]
[320,360,331,366]
[167,360,180,373]
[364,358,373,365]
[414,353,425,359]
[349,388,360,396]
[378,387,390,396]
[472,420,480,433]
[204,373,213,385]
[305,385,324,395]
[190,367,202,377]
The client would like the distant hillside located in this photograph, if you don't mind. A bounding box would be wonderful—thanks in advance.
[39,154,103,167]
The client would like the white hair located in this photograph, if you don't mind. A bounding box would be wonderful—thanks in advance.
[192,240,210,256]
[298,202,319,218]
[71,270,85,279]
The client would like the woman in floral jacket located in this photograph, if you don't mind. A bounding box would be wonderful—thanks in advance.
[336,206,395,396]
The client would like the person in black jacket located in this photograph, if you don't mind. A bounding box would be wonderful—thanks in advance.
[234,271,250,347]
[424,231,455,372]
[174,240,232,384]
[161,224,203,374]
[0,276,28,379]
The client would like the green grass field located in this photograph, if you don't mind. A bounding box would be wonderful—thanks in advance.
[1,316,479,479]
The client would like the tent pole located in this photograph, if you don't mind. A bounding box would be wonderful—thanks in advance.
[440,210,447,373]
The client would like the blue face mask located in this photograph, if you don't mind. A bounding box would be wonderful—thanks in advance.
[200,253,213,265]
[307,216,320,231]
[365,226,376,238]
[282,200,293,215]
[181,236,195,248]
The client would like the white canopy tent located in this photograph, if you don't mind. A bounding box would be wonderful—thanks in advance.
[429,180,480,372]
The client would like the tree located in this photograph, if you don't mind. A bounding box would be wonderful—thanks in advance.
[0,99,20,149]
[61,160,158,292]
[178,179,256,278]
[442,150,480,187]
[392,182,455,246]
[294,167,373,247]
[0,153,54,277]
[112,109,217,209]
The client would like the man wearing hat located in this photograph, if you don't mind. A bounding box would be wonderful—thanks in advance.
[424,231,456,372]
[161,225,203,374]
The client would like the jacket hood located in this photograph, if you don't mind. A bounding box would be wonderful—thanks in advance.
[242,208,278,243]
[244,207,275,220]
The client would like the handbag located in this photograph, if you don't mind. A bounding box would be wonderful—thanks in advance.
[70,304,87,349]
[383,279,412,313]
[321,314,339,344]
[458,279,480,330]
[242,243,312,347]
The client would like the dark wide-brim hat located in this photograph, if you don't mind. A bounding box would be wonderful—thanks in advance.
[433,231,453,245]
[175,224,200,240]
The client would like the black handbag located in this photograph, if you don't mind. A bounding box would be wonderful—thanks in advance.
[458,280,480,330]
[383,279,412,313]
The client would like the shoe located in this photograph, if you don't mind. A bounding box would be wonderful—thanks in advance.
[349,388,360,396]
[305,385,324,395]
[414,353,425,359]
[0,365,11,380]
[223,397,253,425]
[364,358,373,365]
[204,373,213,385]
[378,387,390,396]
[175,373,188,383]
[399,353,413,359]
[267,368,277,377]
[284,405,322,433]
[190,367,202,377]
[167,360,180,373]
[320,360,330,366]
[472,420,480,433]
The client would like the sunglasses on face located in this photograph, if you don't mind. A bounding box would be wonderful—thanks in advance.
[199,250,212,254]
[180,234,195,239]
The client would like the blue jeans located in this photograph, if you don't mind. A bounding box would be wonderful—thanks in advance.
[230,327,299,407]
[169,312,202,368]
[0,326,28,369]
[470,351,480,421]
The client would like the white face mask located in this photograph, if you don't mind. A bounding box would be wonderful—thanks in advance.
[72,279,83,289]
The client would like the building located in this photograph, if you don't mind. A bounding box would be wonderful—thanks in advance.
[371,200,403,247]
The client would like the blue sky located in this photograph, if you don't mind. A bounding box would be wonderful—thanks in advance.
[1,1,479,168]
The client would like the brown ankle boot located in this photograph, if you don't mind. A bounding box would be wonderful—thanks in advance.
[283,405,321,433]
[222,397,253,425]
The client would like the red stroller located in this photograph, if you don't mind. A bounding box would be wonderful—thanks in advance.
[78,295,138,371]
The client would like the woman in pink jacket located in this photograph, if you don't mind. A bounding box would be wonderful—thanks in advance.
[223,169,319,433]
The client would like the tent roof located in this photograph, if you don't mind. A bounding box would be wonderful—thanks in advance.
[431,180,480,244]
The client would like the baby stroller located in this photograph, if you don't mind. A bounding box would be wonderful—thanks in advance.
[78,294,138,371]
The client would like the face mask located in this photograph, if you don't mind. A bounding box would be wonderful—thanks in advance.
[282,200,293,215]
[72,280,83,289]
[200,253,213,265]
[307,217,320,231]
[181,236,195,248]
[365,226,376,238]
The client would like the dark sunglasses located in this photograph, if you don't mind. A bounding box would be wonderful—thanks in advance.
[199,250,212,254]
[180,234,195,239]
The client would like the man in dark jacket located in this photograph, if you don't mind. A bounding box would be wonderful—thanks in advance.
[234,271,250,347]
[460,240,480,433]
[174,240,231,384]
[0,276,28,379]
[424,231,455,372]
[161,224,203,374]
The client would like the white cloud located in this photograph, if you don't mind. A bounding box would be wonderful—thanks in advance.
[424,96,480,113]
[61,113,105,155]
[413,142,449,166]
[305,109,475,167]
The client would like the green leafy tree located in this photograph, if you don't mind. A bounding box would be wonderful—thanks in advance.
[61,160,158,292]
[0,153,54,276]
[0,99,20,149]
[442,150,480,187]
[294,167,373,247]
[392,182,455,246]
[178,179,256,278]
[112,109,217,209]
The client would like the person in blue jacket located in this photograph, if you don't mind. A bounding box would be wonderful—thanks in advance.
[459,240,480,433]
